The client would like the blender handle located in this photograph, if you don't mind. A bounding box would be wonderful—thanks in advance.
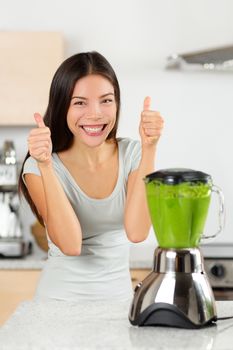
[202,185,225,240]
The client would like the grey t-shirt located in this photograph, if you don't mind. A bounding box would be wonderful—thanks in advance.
[23,137,141,301]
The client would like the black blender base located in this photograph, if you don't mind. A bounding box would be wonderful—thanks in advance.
[130,303,217,329]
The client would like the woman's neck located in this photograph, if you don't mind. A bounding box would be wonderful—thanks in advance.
[58,139,117,169]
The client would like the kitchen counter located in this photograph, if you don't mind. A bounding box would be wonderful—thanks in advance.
[0,300,233,349]
[0,243,47,270]
[0,243,153,270]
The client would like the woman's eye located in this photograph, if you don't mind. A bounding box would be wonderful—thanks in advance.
[102,99,113,104]
[74,101,85,106]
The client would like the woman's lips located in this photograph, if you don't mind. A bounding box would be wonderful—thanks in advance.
[79,124,107,136]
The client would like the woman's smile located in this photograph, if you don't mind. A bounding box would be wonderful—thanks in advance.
[67,74,117,144]
[79,123,108,137]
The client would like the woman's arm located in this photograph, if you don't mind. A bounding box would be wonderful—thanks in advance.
[124,97,164,242]
[124,145,156,242]
[26,113,82,256]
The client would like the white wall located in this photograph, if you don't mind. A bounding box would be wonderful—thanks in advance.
[1,0,233,69]
[0,0,233,252]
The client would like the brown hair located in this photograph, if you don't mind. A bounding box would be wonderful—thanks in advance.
[18,51,121,225]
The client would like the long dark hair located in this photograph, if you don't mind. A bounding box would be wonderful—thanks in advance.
[18,51,121,225]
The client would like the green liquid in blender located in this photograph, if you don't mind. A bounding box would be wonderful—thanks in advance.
[145,181,211,248]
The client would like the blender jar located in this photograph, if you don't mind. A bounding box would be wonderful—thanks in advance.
[144,168,224,249]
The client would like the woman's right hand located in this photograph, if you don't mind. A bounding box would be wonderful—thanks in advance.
[27,113,52,165]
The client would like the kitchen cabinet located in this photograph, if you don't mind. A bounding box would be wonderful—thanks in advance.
[0,270,41,326]
[0,32,64,125]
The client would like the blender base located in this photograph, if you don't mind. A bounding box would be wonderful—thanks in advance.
[129,247,217,329]
[130,302,217,329]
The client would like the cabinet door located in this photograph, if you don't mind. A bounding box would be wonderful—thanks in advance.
[0,32,64,125]
[0,270,41,325]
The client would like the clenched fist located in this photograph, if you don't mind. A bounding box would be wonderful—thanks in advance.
[27,113,52,165]
[139,96,164,147]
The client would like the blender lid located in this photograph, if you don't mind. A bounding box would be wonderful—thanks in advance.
[145,168,212,185]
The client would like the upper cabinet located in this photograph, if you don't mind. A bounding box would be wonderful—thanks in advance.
[0,32,64,126]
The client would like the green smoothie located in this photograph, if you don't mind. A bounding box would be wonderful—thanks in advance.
[145,180,211,248]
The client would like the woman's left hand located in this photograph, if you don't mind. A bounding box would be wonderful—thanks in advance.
[139,96,164,147]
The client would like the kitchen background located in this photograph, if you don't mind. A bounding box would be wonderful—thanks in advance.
[0,0,233,263]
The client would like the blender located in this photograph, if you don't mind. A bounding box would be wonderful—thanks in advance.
[129,168,225,329]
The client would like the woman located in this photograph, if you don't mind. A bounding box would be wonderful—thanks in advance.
[18,51,164,302]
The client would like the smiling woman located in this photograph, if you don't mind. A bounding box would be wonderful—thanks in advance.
[66,75,117,146]
[17,51,164,302]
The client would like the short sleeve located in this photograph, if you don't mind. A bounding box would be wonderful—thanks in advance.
[120,138,142,178]
[129,140,141,172]
[22,156,41,187]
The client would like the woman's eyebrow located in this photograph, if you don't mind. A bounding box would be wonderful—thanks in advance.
[71,96,87,100]
[71,92,114,100]
[99,93,114,98]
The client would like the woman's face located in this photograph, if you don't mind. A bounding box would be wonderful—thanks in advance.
[67,74,117,147]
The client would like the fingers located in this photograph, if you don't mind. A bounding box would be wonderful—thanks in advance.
[142,110,162,119]
[28,139,51,163]
[143,96,151,111]
[142,112,164,126]
[29,112,50,137]
[28,140,51,149]
[34,113,46,128]
[29,148,50,163]
[143,128,162,137]
[28,113,52,163]
[141,114,164,128]
[140,97,164,145]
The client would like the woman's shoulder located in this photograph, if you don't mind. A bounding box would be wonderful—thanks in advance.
[23,155,38,172]
[23,153,59,173]
[117,137,141,151]
[117,137,141,172]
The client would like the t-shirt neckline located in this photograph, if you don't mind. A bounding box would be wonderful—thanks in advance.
[53,140,123,202]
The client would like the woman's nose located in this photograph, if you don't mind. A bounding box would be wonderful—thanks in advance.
[86,102,101,117]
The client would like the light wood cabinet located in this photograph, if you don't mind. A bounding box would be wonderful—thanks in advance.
[0,270,41,326]
[0,269,151,326]
[0,32,64,125]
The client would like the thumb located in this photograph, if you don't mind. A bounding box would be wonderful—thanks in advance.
[143,96,151,111]
[34,113,46,128]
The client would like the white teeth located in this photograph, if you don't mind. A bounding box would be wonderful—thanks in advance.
[82,125,104,133]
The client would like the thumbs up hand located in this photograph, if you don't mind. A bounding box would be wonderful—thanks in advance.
[139,97,164,147]
[27,113,52,165]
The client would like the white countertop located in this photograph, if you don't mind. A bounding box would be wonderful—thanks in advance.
[0,300,233,349]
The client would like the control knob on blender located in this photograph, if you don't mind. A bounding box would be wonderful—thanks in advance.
[210,264,225,278]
